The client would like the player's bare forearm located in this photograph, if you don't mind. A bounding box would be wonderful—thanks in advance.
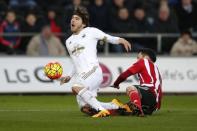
[118,38,132,52]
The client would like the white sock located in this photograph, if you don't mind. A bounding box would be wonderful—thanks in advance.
[76,95,86,108]
[99,102,119,110]
[78,88,105,111]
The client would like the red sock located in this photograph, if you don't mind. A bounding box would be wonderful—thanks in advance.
[108,109,118,116]
[129,90,142,111]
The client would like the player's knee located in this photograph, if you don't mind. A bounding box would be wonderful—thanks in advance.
[72,86,84,95]
[72,86,80,95]
[126,86,137,96]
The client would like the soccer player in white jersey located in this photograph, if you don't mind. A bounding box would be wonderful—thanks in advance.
[60,6,131,117]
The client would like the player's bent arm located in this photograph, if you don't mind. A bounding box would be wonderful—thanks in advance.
[105,35,131,52]
[90,28,131,52]
[113,59,144,88]
[113,69,132,89]
[118,38,132,52]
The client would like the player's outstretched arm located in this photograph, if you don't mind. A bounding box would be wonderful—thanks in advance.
[118,38,132,52]
[113,69,132,89]
[91,27,132,52]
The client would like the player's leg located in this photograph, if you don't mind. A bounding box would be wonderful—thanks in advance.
[99,99,132,113]
[77,100,119,116]
[72,67,110,117]
[80,105,99,116]
[72,86,105,111]
[78,98,132,116]
[76,94,96,115]
[76,93,131,116]
[73,85,123,112]
[76,92,113,116]
[126,85,144,116]
[138,87,157,115]
[98,100,119,110]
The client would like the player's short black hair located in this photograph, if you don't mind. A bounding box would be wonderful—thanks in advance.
[138,48,157,62]
[73,6,89,27]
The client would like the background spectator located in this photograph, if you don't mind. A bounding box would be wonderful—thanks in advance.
[108,0,126,28]
[109,7,133,53]
[131,5,156,51]
[88,0,109,31]
[155,4,179,33]
[46,8,62,37]
[9,0,38,14]
[64,0,82,24]
[155,4,179,53]
[109,0,125,16]
[36,0,66,11]
[174,0,197,32]
[26,25,66,56]
[0,10,21,54]
[110,7,134,33]
[132,5,154,33]
[168,0,180,6]
[170,31,197,56]
[0,0,197,55]
[0,0,7,23]
[20,13,41,53]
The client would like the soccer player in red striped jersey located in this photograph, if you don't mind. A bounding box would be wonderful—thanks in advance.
[113,48,162,116]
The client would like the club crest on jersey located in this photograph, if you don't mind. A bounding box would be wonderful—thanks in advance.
[71,45,85,56]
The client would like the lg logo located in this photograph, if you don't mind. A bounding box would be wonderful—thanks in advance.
[4,67,53,83]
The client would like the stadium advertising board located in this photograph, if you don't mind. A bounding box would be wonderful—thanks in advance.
[0,57,197,93]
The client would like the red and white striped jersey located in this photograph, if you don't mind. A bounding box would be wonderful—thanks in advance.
[128,58,162,109]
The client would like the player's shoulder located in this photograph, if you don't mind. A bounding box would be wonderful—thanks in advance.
[137,58,152,63]
[136,58,145,64]
[138,58,155,66]
[84,27,101,33]
[135,58,150,66]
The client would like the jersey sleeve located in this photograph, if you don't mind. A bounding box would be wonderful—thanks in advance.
[90,27,120,44]
[113,59,144,87]
[128,59,144,75]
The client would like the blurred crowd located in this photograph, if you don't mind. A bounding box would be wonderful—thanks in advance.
[0,0,197,56]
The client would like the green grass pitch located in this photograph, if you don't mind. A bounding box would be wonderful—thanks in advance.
[0,95,197,131]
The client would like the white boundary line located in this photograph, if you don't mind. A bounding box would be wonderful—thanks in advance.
[0,109,69,112]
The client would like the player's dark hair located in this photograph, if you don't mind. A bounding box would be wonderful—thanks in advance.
[73,6,89,27]
[138,48,157,62]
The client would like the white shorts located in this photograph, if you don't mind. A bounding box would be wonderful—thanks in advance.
[72,66,103,97]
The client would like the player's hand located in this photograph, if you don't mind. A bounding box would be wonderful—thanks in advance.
[60,76,71,85]
[118,38,132,52]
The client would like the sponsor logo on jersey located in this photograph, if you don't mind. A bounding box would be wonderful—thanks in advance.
[71,45,85,56]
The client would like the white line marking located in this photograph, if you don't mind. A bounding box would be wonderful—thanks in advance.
[0,109,69,112]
